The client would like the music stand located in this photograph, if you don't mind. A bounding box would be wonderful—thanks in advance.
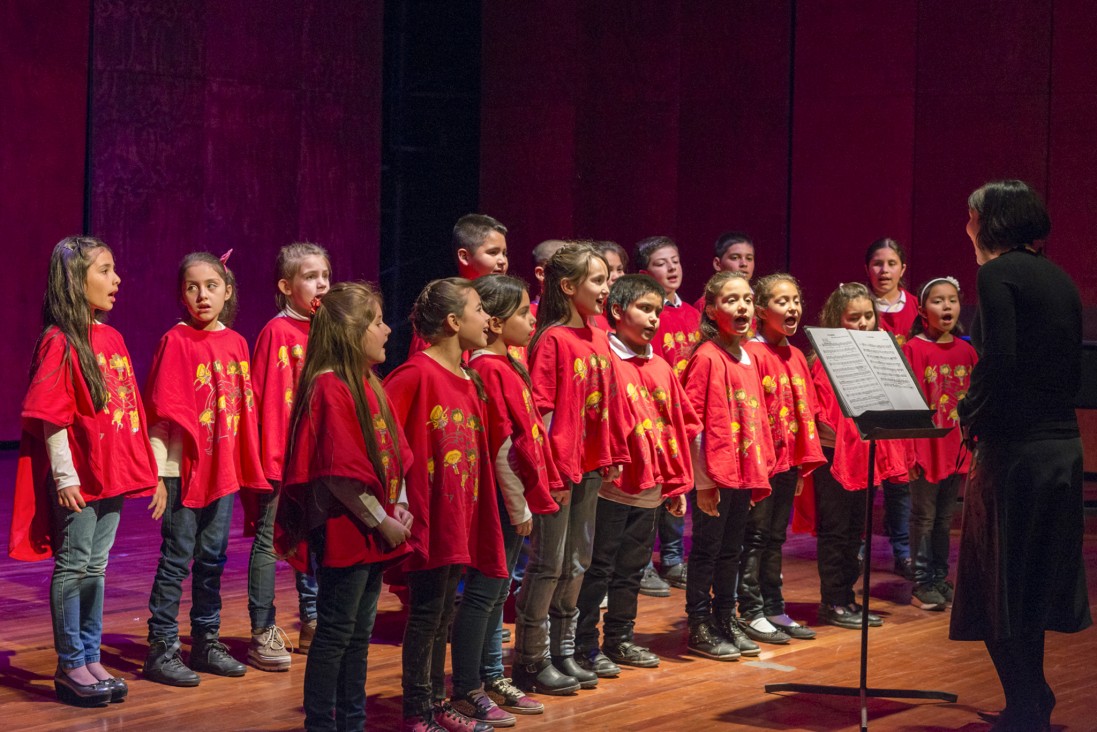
[764,330,958,731]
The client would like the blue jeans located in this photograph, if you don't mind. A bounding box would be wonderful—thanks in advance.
[50,495,123,669]
[247,488,318,629]
[147,478,235,641]
[657,504,685,567]
[304,560,384,732]
[402,564,462,717]
[514,471,600,663]
[882,479,911,562]
[451,490,524,695]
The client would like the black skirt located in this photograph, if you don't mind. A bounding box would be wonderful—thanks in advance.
[950,437,1091,641]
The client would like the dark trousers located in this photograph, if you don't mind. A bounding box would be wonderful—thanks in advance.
[882,479,911,561]
[247,486,319,629]
[685,489,752,621]
[576,498,658,649]
[738,468,798,619]
[147,478,234,641]
[909,473,961,586]
[402,564,462,718]
[304,561,384,732]
[814,449,866,607]
[656,504,685,567]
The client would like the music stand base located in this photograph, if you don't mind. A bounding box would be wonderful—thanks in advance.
[765,682,957,703]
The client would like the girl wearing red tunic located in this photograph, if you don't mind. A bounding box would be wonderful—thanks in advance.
[807,283,912,630]
[513,242,630,696]
[450,275,561,724]
[9,237,159,707]
[902,277,977,612]
[143,252,270,687]
[681,271,775,662]
[245,243,330,671]
[274,282,414,732]
[384,278,504,732]
[738,273,826,644]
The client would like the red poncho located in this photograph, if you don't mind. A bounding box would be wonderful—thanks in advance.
[10,325,158,561]
[144,324,270,508]
[653,300,701,379]
[275,372,413,571]
[902,336,977,483]
[467,352,561,514]
[877,288,918,346]
[528,325,631,485]
[681,340,775,500]
[611,340,701,497]
[384,352,507,578]
[744,339,826,477]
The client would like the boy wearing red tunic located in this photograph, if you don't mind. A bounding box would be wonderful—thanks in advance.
[575,276,701,675]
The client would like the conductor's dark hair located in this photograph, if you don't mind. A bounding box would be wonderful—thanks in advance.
[967,180,1051,254]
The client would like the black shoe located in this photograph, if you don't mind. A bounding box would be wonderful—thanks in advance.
[769,619,817,640]
[687,619,739,661]
[714,614,762,656]
[639,565,671,597]
[603,640,660,668]
[662,561,688,590]
[552,655,597,689]
[893,557,913,580]
[100,676,128,703]
[54,666,113,707]
[848,602,883,627]
[511,659,580,696]
[144,639,200,687]
[936,579,955,604]
[575,646,621,677]
[736,617,789,646]
[818,603,863,630]
[191,636,247,677]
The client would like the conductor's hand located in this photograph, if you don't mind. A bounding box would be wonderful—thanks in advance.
[378,516,411,549]
[58,485,86,513]
[696,489,720,517]
[666,494,687,517]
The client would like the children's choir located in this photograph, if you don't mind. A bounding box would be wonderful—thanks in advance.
[9,227,976,732]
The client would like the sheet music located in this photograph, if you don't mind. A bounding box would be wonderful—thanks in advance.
[806,328,929,417]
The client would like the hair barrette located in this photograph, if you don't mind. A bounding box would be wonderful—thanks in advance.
[219,249,234,266]
[309,296,324,315]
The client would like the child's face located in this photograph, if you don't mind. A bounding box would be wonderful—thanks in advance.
[919,283,960,339]
[840,297,876,331]
[709,278,754,339]
[613,292,663,351]
[866,247,906,298]
[280,254,330,315]
[757,280,801,340]
[361,302,391,367]
[460,230,509,278]
[84,248,120,313]
[499,289,536,348]
[568,256,610,319]
[455,288,491,350]
[715,242,755,280]
[603,250,626,286]
[182,262,233,330]
[641,245,681,297]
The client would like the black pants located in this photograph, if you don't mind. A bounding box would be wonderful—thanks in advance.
[575,498,658,649]
[304,562,384,732]
[402,565,462,718]
[685,489,752,621]
[738,468,798,619]
[814,448,866,606]
[909,473,961,586]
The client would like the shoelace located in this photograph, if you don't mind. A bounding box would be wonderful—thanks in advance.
[260,625,292,652]
[491,678,524,700]
[466,690,494,713]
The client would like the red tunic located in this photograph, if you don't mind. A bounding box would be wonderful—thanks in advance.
[10,325,158,561]
[744,339,826,477]
[877,288,918,345]
[589,312,610,331]
[528,325,631,485]
[810,358,912,491]
[902,336,978,483]
[275,372,413,571]
[467,353,561,514]
[144,325,270,508]
[653,301,701,379]
[681,340,775,500]
[611,343,701,497]
[384,352,507,578]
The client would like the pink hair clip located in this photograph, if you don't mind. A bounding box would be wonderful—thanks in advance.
[219,249,234,265]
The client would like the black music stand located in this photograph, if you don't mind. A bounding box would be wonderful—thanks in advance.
[766,330,957,731]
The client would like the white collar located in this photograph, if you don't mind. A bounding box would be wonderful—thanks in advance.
[664,292,683,307]
[608,332,653,361]
[874,289,906,313]
[280,306,310,322]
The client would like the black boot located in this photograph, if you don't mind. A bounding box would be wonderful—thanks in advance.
[190,634,246,677]
[575,646,621,677]
[144,639,200,687]
[511,659,580,696]
[552,655,597,689]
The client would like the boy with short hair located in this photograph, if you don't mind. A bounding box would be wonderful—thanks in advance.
[694,231,756,311]
[529,239,568,318]
[574,275,700,675]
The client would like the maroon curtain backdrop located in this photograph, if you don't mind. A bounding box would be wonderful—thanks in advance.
[481,0,1097,323]
[0,1,383,441]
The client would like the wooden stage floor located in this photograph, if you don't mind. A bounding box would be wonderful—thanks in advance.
[1,450,1094,731]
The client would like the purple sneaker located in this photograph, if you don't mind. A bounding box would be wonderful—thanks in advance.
[403,714,447,732]
[485,676,544,715]
[451,689,516,727]
[433,700,495,732]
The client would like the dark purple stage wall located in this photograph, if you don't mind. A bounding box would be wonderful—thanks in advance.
[1,1,383,441]
[480,0,1097,323]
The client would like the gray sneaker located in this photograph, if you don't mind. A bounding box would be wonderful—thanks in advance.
[639,565,671,597]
